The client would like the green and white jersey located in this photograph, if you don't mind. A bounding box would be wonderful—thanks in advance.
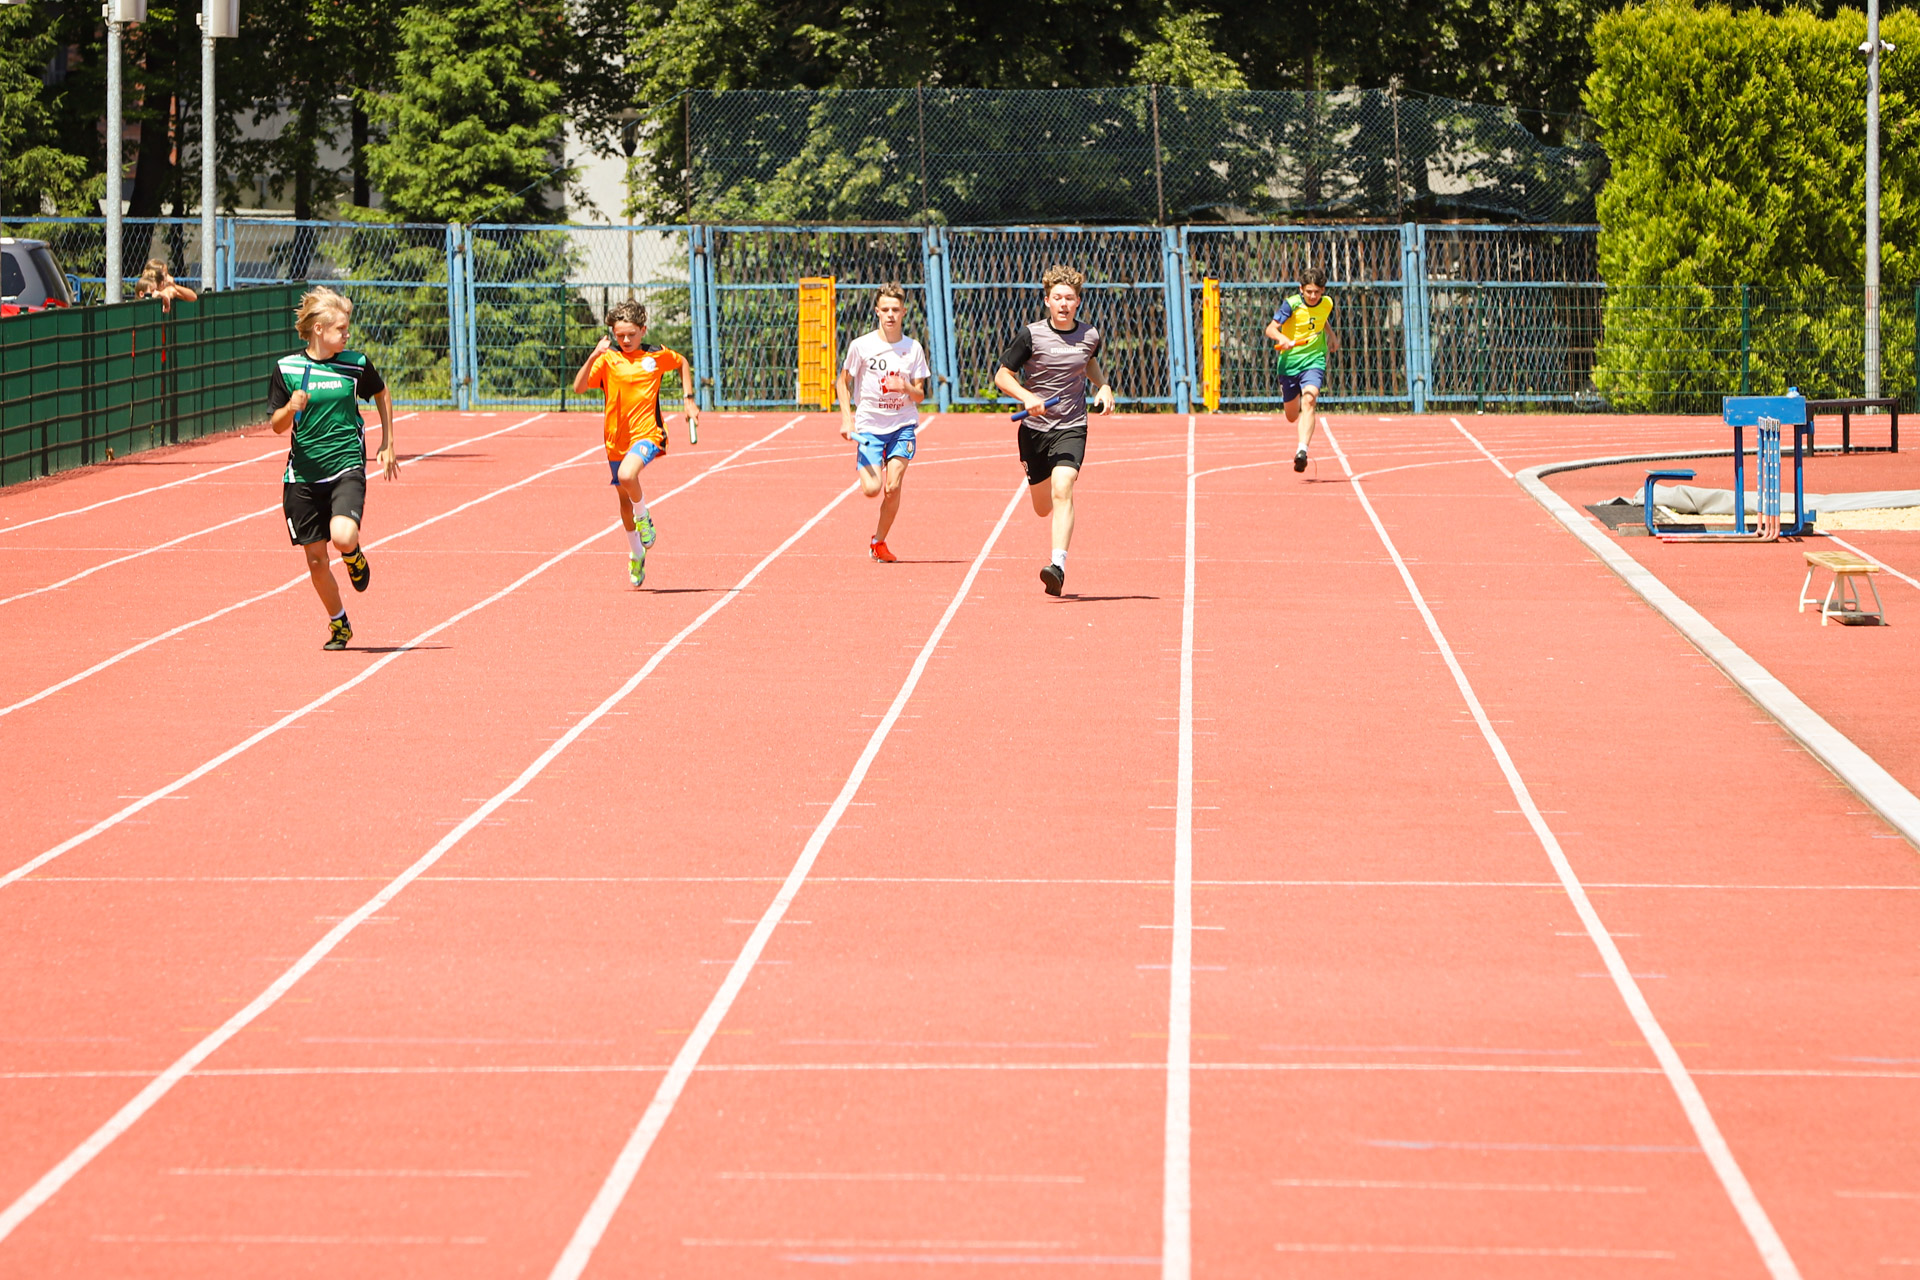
[266,350,387,484]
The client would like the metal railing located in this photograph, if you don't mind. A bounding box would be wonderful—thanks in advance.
[5,216,1909,415]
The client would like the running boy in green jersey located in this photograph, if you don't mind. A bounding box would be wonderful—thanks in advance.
[1264,268,1339,472]
[267,286,398,650]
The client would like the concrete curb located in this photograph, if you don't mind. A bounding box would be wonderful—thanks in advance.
[1517,452,1920,851]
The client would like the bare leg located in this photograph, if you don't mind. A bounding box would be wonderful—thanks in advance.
[875,457,907,541]
[303,541,344,616]
[329,515,361,555]
[1049,465,1077,552]
[618,453,646,523]
[1029,481,1053,517]
[1296,388,1319,450]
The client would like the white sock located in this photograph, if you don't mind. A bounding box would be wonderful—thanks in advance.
[1296,445,1309,456]
[626,528,645,556]
[1050,549,1067,569]
[330,608,347,621]
[637,503,650,523]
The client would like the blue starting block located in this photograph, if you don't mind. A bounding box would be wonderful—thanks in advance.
[1722,390,1815,536]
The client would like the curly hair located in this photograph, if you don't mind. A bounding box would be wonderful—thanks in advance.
[294,286,353,341]
[606,299,648,330]
[1041,264,1084,297]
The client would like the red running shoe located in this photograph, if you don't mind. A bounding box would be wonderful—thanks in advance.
[870,539,898,562]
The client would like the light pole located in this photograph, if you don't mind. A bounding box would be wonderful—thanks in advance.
[617,108,640,298]
[198,0,236,292]
[1863,1,1892,402]
[103,0,144,303]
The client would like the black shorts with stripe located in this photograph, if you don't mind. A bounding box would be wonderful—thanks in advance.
[283,468,367,546]
[1017,425,1087,487]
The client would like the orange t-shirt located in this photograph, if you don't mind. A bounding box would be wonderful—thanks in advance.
[586,344,687,459]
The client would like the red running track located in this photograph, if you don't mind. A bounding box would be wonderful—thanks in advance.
[0,409,1916,1278]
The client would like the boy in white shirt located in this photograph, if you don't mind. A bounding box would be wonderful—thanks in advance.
[837,281,931,561]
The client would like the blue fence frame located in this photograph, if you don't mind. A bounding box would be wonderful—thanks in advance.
[1,216,1604,413]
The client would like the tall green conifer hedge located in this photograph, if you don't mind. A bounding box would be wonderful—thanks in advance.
[1588,2,1920,407]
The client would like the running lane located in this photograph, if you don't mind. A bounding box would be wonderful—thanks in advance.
[535,412,1195,1276]
[0,413,838,1264]
[0,414,1050,1277]
[1184,412,1917,1276]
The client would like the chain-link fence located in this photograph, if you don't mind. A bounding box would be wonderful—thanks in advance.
[684,88,1605,227]
[10,215,1911,415]
[1595,284,1918,414]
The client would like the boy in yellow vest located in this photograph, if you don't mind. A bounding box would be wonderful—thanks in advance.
[1263,268,1339,472]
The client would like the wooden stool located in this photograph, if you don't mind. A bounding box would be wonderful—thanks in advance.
[1800,550,1886,625]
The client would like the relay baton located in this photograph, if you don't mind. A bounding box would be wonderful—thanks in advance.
[1011,394,1062,423]
[689,415,699,445]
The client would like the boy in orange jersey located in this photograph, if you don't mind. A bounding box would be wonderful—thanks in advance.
[572,300,700,586]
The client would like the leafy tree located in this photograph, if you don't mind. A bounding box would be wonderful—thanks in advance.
[0,4,87,214]
[1127,10,1248,88]
[1588,1,1920,407]
[362,0,572,223]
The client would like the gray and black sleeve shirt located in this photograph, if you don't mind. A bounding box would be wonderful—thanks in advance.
[999,319,1104,431]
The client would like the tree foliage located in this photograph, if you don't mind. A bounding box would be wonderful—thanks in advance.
[1587,1,1920,406]
[0,5,87,213]
[361,0,572,223]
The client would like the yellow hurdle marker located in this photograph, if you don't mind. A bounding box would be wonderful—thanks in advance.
[1200,277,1221,413]
[797,276,837,409]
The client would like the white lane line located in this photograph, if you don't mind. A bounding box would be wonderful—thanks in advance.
[547,480,1027,1280]
[0,410,690,721]
[0,413,544,609]
[0,443,846,1246]
[1273,1177,1645,1194]
[1275,1243,1674,1259]
[1449,417,1516,478]
[1161,414,1196,1280]
[716,1172,1082,1184]
[0,417,805,886]
[163,1167,528,1178]
[0,444,287,535]
[1827,536,1920,592]
[1511,456,1920,848]
[0,505,277,606]
[1323,419,1804,1280]
[92,1234,486,1246]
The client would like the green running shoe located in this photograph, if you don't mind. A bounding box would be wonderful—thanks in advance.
[628,548,647,588]
[342,546,371,592]
[324,615,352,650]
[635,512,656,549]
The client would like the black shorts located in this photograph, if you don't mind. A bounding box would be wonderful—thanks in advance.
[1017,424,1087,487]
[283,469,367,546]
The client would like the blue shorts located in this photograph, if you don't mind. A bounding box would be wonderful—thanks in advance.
[607,439,663,483]
[854,424,916,471]
[1278,367,1326,404]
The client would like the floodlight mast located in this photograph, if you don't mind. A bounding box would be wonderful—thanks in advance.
[1865,0,1885,402]
[200,0,236,293]
[103,0,147,302]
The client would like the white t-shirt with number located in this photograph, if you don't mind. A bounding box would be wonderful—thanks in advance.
[843,330,930,434]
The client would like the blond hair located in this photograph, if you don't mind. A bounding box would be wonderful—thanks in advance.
[135,259,170,295]
[1041,264,1084,297]
[876,281,908,305]
[294,286,353,341]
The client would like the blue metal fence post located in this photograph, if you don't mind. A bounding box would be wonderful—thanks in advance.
[936,225,960,406]
[215,217,234,290]
[1162,226,1191,413]
[444,223,465,409]
[1400,223,1431,413]
[920,225,954,412]
[462,223,479,410]
[688,224,719,409]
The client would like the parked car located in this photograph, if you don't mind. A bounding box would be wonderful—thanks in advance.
[1,238,77,317]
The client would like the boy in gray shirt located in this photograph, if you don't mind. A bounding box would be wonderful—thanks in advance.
[993,264,1116,596]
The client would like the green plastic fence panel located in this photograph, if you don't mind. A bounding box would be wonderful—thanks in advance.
[0,285,300,487]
